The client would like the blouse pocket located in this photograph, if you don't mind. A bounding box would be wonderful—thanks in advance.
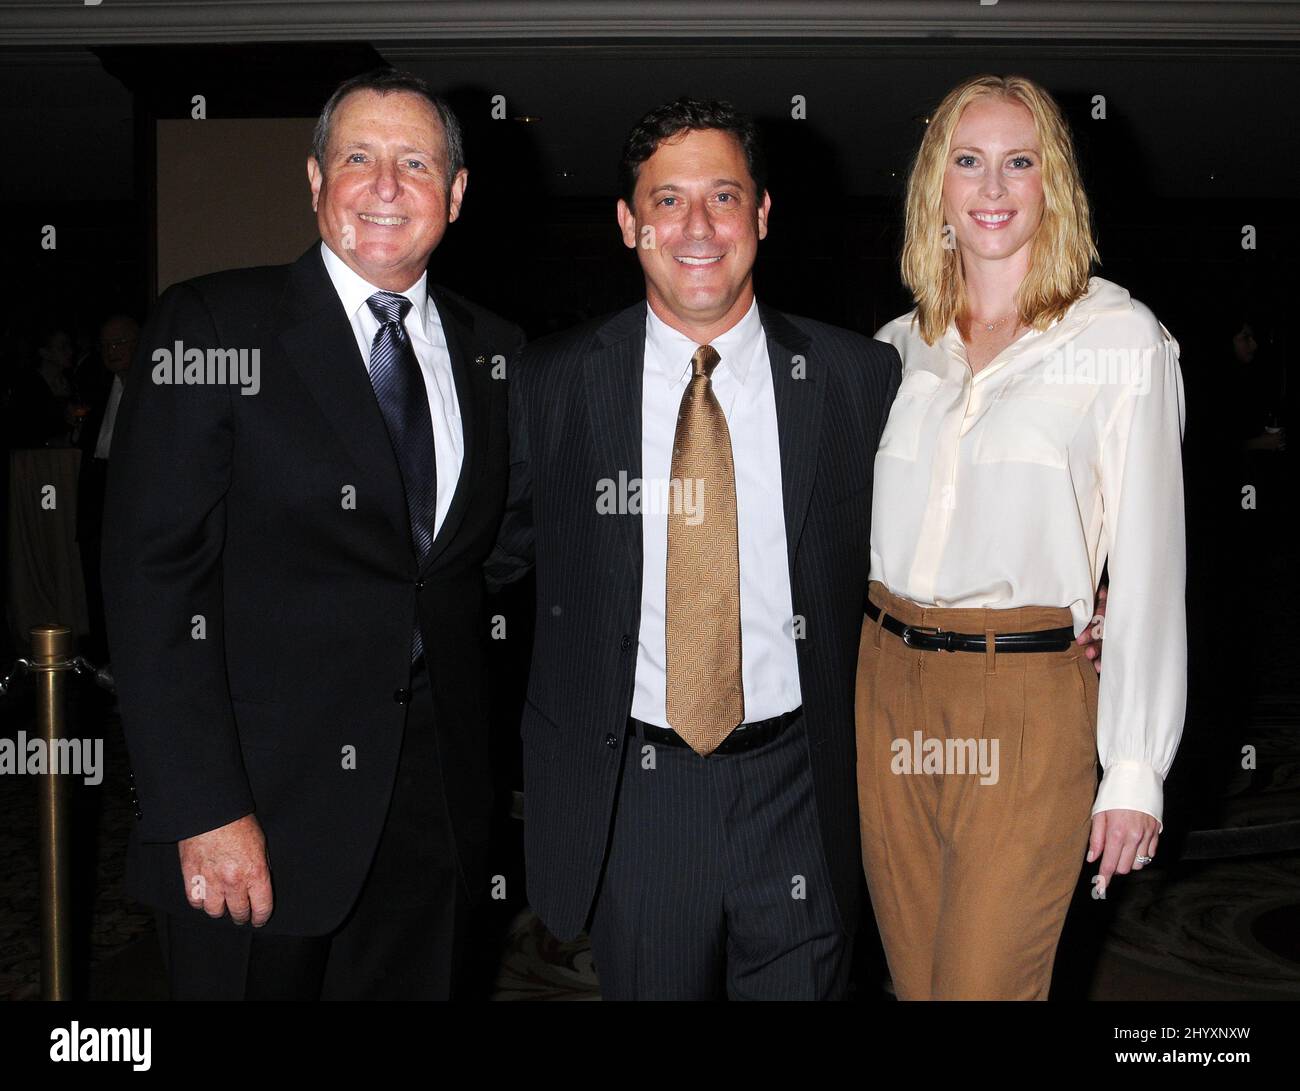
[974,382,1088,469]
[877,368,942,461]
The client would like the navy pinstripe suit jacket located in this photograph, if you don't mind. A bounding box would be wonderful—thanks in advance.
[486,298,901,939]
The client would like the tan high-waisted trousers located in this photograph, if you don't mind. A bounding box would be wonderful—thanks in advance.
[855,581,1098,1001]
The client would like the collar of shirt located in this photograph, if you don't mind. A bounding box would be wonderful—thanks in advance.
[921,276,1138,383]
[319,240,431,345]
[645,296,764,389]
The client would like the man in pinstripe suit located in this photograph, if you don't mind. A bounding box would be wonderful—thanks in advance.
[486,98,900,999]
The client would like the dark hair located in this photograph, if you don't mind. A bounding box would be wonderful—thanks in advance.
[619,97,767,205]
[311,68,464,183]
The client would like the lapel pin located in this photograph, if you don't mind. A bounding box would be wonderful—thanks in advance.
[475,354,487,366]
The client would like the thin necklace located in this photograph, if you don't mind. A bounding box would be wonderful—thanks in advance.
[976,312,1019,333]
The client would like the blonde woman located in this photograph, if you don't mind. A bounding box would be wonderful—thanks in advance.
[857,75,1186,1000]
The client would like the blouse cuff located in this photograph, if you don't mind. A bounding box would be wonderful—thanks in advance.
[1091,759,1165,833]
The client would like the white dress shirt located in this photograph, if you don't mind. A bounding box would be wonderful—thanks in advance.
[319,241,463,536]
[871,276,1186,828]
[631,298,803,729]
[93,374,124,460]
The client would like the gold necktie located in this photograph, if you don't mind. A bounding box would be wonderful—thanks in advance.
[665,344,744,756]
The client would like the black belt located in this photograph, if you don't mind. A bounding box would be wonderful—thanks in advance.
[865,600,1074,653]
[629,706,802,754]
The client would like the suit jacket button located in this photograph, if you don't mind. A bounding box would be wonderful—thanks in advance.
[416,579,425,592]
[604,733,618,748]
[620,635,633,651]
[394,688,411,705]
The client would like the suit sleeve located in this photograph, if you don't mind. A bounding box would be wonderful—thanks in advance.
[102,281,254,843]
[483,335,536,591]
[877,339,903,443]
[866,339,902,614]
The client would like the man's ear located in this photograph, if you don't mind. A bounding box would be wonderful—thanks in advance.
[615,198,639,250]
[756,188,771,242]
[307,157,323,213]
[447,168,469,223]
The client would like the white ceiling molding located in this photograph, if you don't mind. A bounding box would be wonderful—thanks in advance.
[1,1,1297,45]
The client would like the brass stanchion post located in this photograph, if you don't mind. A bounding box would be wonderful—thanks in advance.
[31,625,74,1001]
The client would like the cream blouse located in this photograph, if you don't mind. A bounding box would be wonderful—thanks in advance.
[870,277,1187,828]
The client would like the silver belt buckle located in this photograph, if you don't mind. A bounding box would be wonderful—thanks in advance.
[901,624,940,649]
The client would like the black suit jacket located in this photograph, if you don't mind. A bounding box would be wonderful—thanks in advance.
[103,242,523,935]
[486,299,901,939]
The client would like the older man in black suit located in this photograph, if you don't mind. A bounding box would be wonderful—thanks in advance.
[103,69,522,999]
[487,98,901,999]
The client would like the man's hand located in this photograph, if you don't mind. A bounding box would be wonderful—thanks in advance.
[178,814,273,926]
[1087,808,1160,897]
[1076,584,1107,675]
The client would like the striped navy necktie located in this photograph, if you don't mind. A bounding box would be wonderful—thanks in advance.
[366,290,437,661]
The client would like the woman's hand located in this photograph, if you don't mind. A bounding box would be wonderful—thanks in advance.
[1076,584,1106,674]
[1087,808,1159,895]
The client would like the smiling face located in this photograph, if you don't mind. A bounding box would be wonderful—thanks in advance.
[308,89,467,292]
[942,97,1044,272]
[616,127,770,342]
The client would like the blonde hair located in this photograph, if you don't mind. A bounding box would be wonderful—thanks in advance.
[900,74,1098,344]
